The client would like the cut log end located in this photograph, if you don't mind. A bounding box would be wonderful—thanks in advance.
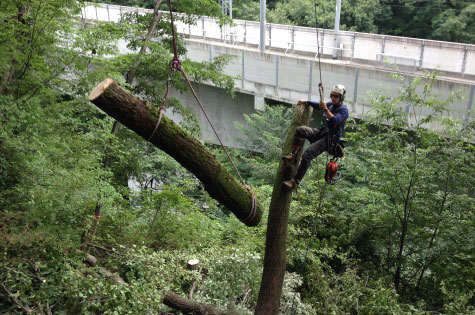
[88,78,115,101]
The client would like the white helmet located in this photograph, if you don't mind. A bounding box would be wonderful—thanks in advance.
[331,84,346,101]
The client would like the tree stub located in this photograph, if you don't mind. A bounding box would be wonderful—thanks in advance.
[187,259,200,271]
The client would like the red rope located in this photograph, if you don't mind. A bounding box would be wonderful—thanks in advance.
[177,63,257,224]
[168,0,178,59]
[153,0,257,224]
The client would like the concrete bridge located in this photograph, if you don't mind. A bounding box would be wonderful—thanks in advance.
[82,3,475,147]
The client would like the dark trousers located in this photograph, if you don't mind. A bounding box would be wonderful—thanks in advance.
[294,126,329,181]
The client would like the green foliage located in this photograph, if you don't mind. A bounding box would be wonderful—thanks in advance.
[232,0,261,21]
[0,95,121,239]
[279,273,315,314]
[110,3,235,135]
[431,3,475,43]
[231,0,474,43]
[1,0,473,313]
[194,249,262,312]
[267,0,387,33]
[0,0,127,101]
[377,0,475,44]
[235,104,293,159]
[341,70,474,308]
[232,104,293,185]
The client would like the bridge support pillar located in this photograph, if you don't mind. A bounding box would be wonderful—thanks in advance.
[254,95,266,111]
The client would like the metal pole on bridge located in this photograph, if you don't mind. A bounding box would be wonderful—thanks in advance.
[332,0,341,59]
[260,0,266,53]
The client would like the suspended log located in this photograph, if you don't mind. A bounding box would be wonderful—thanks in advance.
[255,103,313,314]
[163,291,240,315]
[89,78,263,226]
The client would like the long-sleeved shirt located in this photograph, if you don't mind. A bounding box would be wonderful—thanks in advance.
[307,101,349,139]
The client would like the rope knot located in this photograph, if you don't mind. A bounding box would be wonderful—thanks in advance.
[169,57,181,72]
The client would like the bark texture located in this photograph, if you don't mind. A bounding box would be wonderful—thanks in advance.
[163,292,240,315]
[88,79,263,226]
[255,103,313,314]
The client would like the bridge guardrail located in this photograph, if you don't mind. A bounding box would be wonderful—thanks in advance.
[82,2,475,80]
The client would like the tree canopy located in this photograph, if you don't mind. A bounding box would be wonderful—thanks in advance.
[231,0,474,43]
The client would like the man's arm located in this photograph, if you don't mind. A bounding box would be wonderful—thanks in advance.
[328,106,349,128]
[298,99,325,110]
[319,101,334,119]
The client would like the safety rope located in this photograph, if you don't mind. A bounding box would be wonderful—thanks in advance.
[290,0,331,312]
[148,0,256,223]
[176,51,257,223]
[314,0,323,100]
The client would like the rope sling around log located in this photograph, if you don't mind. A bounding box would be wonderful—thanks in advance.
[147,0,257,224]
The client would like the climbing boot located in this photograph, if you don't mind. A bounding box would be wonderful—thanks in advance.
[282,179,300,190]
[283,136,305,164]
[282,153,295,163]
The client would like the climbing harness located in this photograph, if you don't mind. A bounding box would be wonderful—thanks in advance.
[148,0,256,224]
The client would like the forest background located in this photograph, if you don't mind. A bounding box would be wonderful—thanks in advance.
[103,0,475,44]
[0,0,473,314]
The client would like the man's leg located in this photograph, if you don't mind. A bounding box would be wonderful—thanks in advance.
[283,137,327,189]
[282,126,319,162]
[295,137,327,181]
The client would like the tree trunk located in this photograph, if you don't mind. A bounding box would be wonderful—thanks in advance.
[88,79,262,226]
[394,171,415,293]
[416,178,449,291]
[163,291,240,315]
[255,103,313,314]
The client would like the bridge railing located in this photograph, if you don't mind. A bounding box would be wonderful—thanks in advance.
[82,2,475,79]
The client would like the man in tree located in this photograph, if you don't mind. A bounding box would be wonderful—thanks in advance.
[282,84,349,189]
